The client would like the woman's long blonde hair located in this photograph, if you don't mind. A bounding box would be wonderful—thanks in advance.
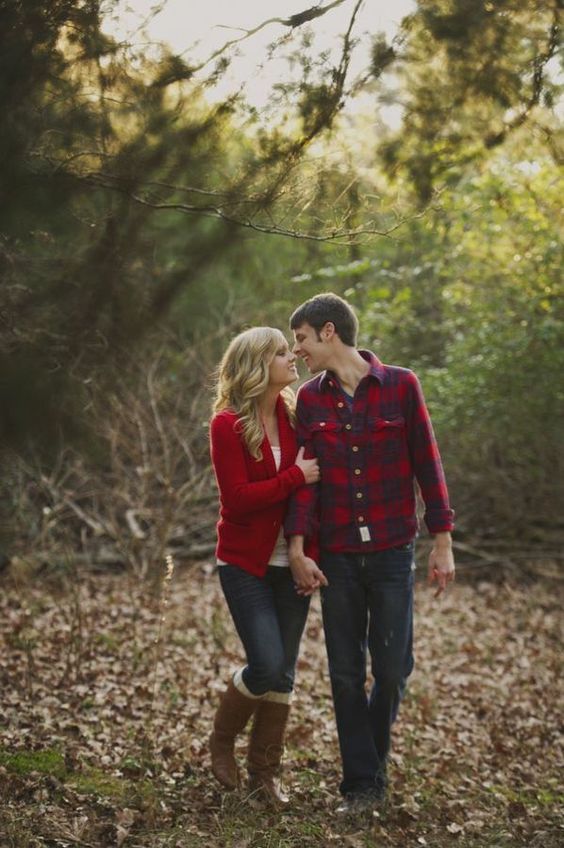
[213,327,296,460]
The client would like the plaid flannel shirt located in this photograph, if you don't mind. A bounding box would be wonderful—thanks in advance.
[285,351,454,553]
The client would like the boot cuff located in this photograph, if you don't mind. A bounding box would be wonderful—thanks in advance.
[263,690,292,705]
[233,668,264,700]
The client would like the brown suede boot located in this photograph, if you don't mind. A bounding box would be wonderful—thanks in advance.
[247,699,291,807]
[210,679,258,790]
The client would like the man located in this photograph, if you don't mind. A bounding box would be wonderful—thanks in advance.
[285,292,455,814]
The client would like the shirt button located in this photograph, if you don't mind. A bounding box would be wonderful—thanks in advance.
[352,445,359,452]
[354,468,361,475]
[345,424,352,430]
[337,402,344,408]
[358,516,365,522]
[356,492,363,499]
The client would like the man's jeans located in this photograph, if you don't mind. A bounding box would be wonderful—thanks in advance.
[219,565,310,696]
[320,546,415,795]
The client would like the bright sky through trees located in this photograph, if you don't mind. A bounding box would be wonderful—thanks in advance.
[103,0,415,115]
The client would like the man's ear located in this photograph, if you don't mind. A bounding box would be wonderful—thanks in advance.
[321,321,336,341]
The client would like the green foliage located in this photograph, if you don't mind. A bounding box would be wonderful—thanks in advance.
[0,747,67,780]
[0,1,368,455]
[377,0,562,201]
[0,2,240,453]
[422,156,563,530]
[298,142,563,534]
[0,0,561,543]
[371,33,397,79]
[69,768,157,802]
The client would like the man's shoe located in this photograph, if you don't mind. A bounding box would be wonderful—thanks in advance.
[335,789,385,817]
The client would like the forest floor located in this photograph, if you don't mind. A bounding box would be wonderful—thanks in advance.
[0,556,562,848]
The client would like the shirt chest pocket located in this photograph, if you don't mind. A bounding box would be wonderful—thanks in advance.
[309,419,344,459]
[368,415,406,460]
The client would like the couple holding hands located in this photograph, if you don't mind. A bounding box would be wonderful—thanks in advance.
[208,293,455,815]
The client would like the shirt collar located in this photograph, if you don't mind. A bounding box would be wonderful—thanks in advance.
[320,349,384,390]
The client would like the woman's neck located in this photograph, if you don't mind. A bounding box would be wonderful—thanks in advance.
[258,389,281,446]
[257,388,279,421]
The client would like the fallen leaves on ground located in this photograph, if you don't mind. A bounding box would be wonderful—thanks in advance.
[0,562,562,847]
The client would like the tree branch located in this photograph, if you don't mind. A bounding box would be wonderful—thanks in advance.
[186,0,349,76]
[70,168,423,244]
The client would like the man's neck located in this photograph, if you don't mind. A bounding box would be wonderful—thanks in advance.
[327,348,369,396]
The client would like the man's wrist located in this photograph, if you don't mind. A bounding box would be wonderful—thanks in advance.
[433,531,452,549]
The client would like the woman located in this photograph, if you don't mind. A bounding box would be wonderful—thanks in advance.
[209,327,319,805]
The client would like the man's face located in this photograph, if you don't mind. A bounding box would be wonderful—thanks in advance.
[292,322,328,374]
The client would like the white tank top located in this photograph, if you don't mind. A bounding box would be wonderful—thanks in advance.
[267,446,290,567]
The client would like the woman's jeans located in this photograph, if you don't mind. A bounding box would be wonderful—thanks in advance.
[320,545,415,796]
[219,565,310,696]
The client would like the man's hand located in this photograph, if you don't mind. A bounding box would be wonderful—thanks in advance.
[428,532,455,598]
[289,552,328,596]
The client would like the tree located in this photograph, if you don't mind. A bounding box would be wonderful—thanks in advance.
[290,139,564,536]
[375,0,563,201]
[0,0,372,451]
[1,0,562,452]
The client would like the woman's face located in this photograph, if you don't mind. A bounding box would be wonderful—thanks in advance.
[268,339,298,388]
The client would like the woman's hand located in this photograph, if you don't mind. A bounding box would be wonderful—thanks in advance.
[295,446,320,484]
[289,552,328,596]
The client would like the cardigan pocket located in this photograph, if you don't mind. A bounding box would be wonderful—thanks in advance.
[219,519,252,550]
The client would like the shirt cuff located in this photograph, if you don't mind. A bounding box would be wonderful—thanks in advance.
[424,507,455,534]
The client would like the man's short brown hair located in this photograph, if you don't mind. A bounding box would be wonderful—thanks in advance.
[290,292,358,347]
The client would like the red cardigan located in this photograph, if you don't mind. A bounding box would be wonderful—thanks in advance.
[210,397,316,577]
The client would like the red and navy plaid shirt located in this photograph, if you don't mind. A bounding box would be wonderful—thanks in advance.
[285,351,454,553]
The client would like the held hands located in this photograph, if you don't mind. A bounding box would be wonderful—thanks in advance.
[428,533,455,598]
[289,553,328,597]
[295,446,320,484]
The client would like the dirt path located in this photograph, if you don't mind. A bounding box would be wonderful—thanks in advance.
[0,562,562,846]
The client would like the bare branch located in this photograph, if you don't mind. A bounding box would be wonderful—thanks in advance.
[335,0,364,85]
[228,0,365,219]
[74,170,424,243]
[187,0,349,76]
[125,509,147,540]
